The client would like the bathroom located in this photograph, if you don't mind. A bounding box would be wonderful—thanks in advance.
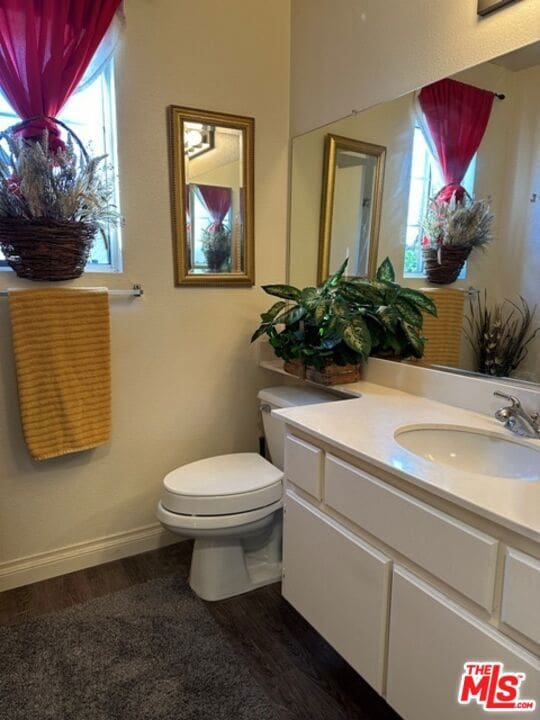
[0,1,539,718]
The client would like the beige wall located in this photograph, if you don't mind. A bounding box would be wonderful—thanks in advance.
[0,0,290,588]
[291,0,540,136]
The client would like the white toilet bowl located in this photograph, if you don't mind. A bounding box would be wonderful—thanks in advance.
[157,385,336,601]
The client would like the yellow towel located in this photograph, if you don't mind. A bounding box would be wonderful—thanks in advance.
[8,288,111,460]
[416,288,466,367]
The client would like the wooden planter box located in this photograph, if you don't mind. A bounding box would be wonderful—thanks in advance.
[283,358,306,379]
[306,362,361,386]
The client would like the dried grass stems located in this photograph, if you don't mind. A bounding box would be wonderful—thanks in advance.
[465,291,540,378]
[0,130,119,233]
[422,194,494,251]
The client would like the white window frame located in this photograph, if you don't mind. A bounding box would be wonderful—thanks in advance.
[85,60,122,274]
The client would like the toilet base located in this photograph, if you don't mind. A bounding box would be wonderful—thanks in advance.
[189,511,283,601]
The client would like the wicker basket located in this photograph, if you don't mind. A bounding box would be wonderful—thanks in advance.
[283,358,305,379]
[0,116,99,281]
[306,362,361,386]
[0,218,96,281]
[423,246,471,285]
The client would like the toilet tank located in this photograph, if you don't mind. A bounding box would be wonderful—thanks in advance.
[257,385,338,470]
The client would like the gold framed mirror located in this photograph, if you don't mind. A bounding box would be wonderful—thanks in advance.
[318,134,386,284]
[168,106,254,286]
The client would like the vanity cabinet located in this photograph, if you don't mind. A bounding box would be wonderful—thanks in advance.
[282,432,540,720]
[282,492,391,693]
[386,566,540,720]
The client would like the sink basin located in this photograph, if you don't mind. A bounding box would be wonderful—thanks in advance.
[394,425,540,481]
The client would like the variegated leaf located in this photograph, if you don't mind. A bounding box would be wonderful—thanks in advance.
[262,284,301,301]
[376,256,395,282]
[342,316,371,359]
[400,320,426,358]
[398,288,438,317]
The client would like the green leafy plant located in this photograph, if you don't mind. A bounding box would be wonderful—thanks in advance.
[0,130,118,231]
[251,257,438,369]
[464,291,540,378]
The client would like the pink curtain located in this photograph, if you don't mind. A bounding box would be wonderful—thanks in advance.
[418,78,495,202]
[197,184,231,231]
[0,0,122,150]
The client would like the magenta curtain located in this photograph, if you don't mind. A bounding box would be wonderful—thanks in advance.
[418,78,495,202]
[197,184,232,231]
[0,0,122,150]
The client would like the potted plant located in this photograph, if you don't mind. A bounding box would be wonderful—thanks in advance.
[421,193,494,284]
[252,258,437,385]
[202,222,231,272]
[464,291,540,379]
[0,123,118,281]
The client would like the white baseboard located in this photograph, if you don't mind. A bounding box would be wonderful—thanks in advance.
[0,523,181,592]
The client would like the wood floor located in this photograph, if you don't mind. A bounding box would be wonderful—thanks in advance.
[0,543,402,720]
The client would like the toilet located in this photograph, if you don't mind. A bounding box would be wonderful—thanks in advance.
[157,385,336,601]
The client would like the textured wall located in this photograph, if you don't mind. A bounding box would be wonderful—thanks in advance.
[290,0,540,136]
[0,0,290,585]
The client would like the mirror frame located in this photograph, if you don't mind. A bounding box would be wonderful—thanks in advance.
[318,134,386,285]
[168,105,255,287]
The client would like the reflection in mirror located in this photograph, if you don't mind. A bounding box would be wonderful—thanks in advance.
[288,40,540,386]
[168,106,254,286]
[319,135,385,284]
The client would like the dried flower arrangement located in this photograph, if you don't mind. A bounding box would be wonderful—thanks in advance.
[464,291,540,378]
[422,194,494,252]
[201,223,231,272]
[421,193,494,284]
[0,124,119,281]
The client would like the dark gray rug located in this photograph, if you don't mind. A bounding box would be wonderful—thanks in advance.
[0,576,281,720]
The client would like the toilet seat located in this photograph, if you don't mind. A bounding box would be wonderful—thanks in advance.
[161,453,283,516]
[157,498,283,531]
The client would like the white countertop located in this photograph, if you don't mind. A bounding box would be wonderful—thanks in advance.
[274,381,540,543]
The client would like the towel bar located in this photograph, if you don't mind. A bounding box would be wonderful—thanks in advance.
[0,284,144,298]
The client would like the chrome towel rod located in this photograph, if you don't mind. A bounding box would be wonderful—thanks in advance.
[0,284,144,298]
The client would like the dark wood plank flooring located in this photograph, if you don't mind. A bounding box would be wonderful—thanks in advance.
[0,543,401,720]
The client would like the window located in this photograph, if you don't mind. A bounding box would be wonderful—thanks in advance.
[188,185,232,272]
[0,60,121,272]
[404,127,476,277]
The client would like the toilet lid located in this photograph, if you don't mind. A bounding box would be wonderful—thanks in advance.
[161,453,283,516]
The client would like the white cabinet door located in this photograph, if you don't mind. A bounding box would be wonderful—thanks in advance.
[282,491,391,693]
[501,548,540,646]
[387,566,540,720]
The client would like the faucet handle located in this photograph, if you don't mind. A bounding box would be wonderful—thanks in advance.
[493,391,521,408]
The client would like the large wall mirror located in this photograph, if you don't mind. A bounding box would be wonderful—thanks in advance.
[168,106,254,286]
[288,40,540,387]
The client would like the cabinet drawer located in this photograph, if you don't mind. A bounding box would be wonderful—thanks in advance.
[284,434,324,500]
[387,567,540,720]
[501,548,540,645]
[282,491,391,693]
[324,454,498,610]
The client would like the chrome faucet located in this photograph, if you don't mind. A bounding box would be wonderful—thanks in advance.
[493,391,540,439]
